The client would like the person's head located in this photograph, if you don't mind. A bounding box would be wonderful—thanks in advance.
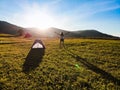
[60,32,64,35]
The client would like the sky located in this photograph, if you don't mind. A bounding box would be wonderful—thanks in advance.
[0,0,120,36]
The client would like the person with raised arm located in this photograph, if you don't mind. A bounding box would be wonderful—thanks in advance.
[55,32,70,48]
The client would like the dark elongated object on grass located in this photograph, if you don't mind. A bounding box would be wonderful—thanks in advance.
[23,39,45,73]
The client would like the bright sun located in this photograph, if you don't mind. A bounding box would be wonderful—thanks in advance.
[33,13,55,29]
[15,4,59,30]
[22,10,56,30]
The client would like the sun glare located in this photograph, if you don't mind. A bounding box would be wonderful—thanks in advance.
[34,13,56,29]
[13,3,60,31]
[25,13,55,30]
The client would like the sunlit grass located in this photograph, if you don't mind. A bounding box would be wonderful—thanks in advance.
[0,34,120,89]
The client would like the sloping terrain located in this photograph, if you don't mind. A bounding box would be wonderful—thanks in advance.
[0,21,22,35]
[0,21,119,39]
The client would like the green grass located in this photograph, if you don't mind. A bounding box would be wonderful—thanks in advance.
[0,34,120,90]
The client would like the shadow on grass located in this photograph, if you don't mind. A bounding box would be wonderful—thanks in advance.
[65,48,120,86]
[0,42,17,45]
[0,36,16,38]
[0,82,4,90]
[22,48,45,73]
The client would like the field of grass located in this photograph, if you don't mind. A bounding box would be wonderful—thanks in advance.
[0,34,120,90]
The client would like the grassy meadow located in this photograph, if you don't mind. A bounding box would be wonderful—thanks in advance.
[0,34,120,90]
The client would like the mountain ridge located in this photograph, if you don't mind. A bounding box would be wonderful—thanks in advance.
[0,20,119,39]
[0,21,23,35]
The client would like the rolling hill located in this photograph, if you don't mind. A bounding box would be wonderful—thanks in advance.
[0,20,119,39]
[0,21,23,35]
[45,27,119,39]
[68,30,117,38]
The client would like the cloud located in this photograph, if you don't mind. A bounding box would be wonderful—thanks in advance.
[2,0,120,32]
[8,1,62,29]
[53,0,120,30]
[65,0,120,20]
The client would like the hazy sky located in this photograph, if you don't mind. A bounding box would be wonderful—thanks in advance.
[0,0,120,36]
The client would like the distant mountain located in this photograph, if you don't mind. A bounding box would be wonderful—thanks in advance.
[45,28,119,39]
[68,30,116,38]
[23,27,70,38]
[0,21,119,39]
[0,21,23,35]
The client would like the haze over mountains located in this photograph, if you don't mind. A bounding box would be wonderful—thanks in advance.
[0,21,119,39]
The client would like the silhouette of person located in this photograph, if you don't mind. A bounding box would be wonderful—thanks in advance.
[60,32,64,48]
[54,32,65,48]
[55,31,70,48]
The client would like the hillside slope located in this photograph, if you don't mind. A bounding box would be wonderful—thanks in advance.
[0,21,119,39]
[0,21,23,35]
[46,28,119,39]
[69,30,116,38]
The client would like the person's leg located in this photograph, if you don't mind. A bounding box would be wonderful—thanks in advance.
[60,39,62,48]
[60,39,65,48]
[62,40,65,48]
